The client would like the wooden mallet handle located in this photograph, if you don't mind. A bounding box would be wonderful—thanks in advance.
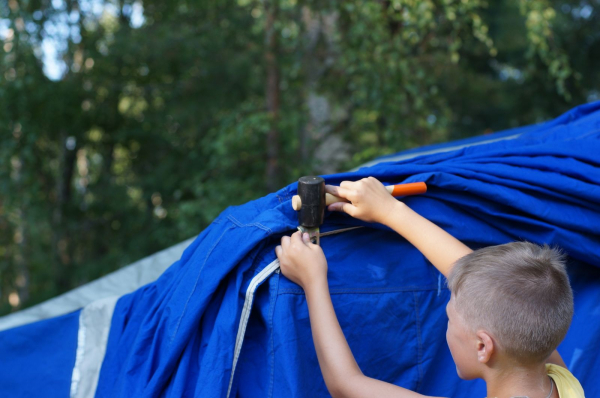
[291,182,427,210]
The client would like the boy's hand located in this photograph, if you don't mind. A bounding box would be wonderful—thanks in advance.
[326,177,400,225]
[275,231,328,290]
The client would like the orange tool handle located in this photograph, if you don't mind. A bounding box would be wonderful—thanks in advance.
[386,182,427,197]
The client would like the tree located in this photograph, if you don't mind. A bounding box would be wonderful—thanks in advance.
[0,0,598,315]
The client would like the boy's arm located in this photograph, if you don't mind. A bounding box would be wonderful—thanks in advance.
[276,232,444,398]
[383,201,472,277]
[327,177,565,366]
[326,178,472,277]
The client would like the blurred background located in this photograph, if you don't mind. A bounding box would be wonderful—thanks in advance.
[0,0,598,315]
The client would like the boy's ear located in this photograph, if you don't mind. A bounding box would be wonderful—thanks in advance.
[475,330,494,364]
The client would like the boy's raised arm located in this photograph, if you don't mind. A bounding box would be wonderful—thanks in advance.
[326,177,472,277]
[327,177,565,367]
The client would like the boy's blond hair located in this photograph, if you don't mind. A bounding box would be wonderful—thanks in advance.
[447,242,573,364]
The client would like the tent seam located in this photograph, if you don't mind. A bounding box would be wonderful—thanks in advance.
[267,271,280,398]
[412,291,424,392]
[228,215,272,233]
[170,226,234,344]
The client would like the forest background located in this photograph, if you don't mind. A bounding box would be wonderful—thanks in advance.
[1,0,598,315]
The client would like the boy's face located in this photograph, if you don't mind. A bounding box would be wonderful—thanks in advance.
[446,295,480,380]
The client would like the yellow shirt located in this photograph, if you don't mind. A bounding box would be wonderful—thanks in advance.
[546,363,585,397]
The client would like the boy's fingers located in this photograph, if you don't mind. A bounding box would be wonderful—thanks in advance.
[325,184,338,196]
[281,235,291,249]
[328,202,356,216]
[302,232,310,244]
[341,202,357,216]
[327,202,344,212]
[298,232,318,248]
[339,180,355,189]
[291,231,303,245]
[275,245,282,257]
[325,184,342,195]
[326,184,354,201]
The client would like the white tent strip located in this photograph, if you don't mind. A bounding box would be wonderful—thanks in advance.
[0,237,196,332]
[226,259,281,398]
[70,295,119,398]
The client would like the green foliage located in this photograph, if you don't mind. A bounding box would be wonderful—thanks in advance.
[0,0,598,315]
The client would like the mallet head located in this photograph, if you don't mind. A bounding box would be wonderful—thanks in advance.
[296,176,326,228]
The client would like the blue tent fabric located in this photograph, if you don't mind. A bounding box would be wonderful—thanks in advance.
[1,101,600,397]
[0,310,80,396]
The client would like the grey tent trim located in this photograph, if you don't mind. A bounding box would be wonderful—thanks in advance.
[70,295,119,398]
[353,133,521,170]
[227,258,281,398]
[0,237,196,332]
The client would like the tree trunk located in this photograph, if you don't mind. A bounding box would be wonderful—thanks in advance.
[299,6,321,165]
[8,20,29,310]
[11,156,29,310]
[53,133,77,291]
[300,8,348,175]
[265,0,280,192]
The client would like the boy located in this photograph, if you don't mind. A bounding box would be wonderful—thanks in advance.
[275,177,585,398]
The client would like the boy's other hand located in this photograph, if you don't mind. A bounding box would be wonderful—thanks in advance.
[326,177,400,225]
[276,231,328,290]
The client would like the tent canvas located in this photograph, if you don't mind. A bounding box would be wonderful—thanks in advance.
[0,238,196,333]
[1,102,599,397]
[0,114,534,333]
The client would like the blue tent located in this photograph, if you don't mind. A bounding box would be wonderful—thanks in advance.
[1,102,599,397]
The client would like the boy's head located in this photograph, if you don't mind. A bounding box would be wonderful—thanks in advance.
[445,242,573,377]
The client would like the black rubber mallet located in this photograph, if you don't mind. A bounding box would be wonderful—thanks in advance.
[292,176,428,245]
[295,176,326,245]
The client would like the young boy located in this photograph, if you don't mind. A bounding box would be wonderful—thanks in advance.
[275,177,585,398]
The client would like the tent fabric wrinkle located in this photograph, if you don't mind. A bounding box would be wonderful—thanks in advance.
[0,101,599,397]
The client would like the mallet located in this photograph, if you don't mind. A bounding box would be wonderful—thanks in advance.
[293,176,427,245]
[292,180,427,211]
